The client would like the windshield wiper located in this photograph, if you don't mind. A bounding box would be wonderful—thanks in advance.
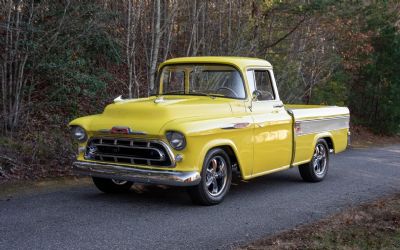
[162,90,185,95]
[189,91,217,99]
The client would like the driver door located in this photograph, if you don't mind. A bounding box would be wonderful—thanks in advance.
[246,69,293,177]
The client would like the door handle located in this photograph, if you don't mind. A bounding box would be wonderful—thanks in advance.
[273,104,284,108]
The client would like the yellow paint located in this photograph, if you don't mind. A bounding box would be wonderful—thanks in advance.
[69,57,349,181]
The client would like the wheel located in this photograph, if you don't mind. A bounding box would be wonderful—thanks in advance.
[299,139,329,182]
[188,148,232,205]
[92,177,133,193]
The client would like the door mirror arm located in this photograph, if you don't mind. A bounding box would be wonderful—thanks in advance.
[249,90,262,112]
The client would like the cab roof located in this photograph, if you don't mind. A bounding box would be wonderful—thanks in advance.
[159,56,272,70]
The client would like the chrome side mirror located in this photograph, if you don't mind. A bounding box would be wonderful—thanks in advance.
[252,90,261,101]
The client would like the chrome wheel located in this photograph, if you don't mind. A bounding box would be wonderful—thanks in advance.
[313,143,327,177]
[188,148,232,205]
[111,179,128,185]
[205,156,228,197]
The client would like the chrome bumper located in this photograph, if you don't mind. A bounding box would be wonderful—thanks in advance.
[348,131,351,146]
[72,161,201,186]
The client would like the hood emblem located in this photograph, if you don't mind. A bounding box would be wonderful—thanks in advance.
[111,126,131,134]
[98,127,147,135]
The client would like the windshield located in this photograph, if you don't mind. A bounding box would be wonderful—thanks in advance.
[152,64,246,99]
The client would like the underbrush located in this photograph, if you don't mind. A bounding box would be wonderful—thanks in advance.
[0,128,75,183]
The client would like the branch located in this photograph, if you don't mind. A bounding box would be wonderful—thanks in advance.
[265,15,307,49]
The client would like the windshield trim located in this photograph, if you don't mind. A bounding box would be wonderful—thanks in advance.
[151,63,248,100]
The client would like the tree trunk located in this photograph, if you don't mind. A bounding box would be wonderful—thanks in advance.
[148,0,161,95]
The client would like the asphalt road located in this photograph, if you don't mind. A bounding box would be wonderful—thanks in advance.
[1,145,399,250]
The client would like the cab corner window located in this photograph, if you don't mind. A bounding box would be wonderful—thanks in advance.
[254,70,275,101]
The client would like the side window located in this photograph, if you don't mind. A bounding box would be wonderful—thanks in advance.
[254,70,275,101]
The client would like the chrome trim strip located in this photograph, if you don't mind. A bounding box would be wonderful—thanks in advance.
[97,129,147,135]
[296,116,350,136]
[296,115,350,123]
[221,125,238,130]
[221,122,251,130]
[72,161,201,186]
[94,153,166,162]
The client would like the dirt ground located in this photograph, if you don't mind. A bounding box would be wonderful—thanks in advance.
[241,193,400,250]
[350,125,400,148]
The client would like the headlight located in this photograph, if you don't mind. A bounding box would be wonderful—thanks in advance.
[71,126,87,142]
[166,131,186,150]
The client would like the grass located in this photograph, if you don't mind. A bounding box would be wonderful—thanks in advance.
[241,194,400,250]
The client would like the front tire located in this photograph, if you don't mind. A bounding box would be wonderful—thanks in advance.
[188,148,232,205]
[92,177,133,193]
[299,139,329,182]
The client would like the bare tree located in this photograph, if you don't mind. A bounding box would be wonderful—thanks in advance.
[125,0,142,98]
[0,0,34,134]
[148,0,161,95]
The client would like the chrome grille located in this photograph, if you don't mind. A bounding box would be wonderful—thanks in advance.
[84,138,174,167]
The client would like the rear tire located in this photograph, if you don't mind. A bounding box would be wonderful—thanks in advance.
[188,148,232,205]
[299,139,329,182]
[92,177,133,193]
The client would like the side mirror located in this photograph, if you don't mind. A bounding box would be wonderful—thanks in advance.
[252,90,262,101]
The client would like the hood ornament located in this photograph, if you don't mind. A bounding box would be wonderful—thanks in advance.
[154,96,165,104]
[113,95,124,103]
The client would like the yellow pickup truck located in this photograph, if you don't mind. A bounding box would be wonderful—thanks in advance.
[69,57,350,205]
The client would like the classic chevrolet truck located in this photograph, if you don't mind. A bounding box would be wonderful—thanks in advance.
[69,56,350,205]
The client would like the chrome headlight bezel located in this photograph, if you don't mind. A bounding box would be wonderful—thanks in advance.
[166,131,186,151]
[71,126,87,143]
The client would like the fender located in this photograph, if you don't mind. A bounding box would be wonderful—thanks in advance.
[196,138,252,179]
[310,132,335,160]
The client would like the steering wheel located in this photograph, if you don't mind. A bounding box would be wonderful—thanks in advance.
[216,87,238,98]
[262,91,274,100]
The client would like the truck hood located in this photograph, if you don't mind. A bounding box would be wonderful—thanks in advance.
[70,96,233,135]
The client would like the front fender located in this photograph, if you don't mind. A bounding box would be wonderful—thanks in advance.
[161,115,254,178]
[68,114,101,131]
[195,138,250,179]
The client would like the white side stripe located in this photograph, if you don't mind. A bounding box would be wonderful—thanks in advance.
[296,116,349,136]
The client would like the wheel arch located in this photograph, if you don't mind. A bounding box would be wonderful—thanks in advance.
[198,140,245,179]
[309,132,335,160]
[319,136,334,153]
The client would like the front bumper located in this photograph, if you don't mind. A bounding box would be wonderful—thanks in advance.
[72,161,201,186]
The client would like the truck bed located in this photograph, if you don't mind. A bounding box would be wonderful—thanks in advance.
[285,104,350,166]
